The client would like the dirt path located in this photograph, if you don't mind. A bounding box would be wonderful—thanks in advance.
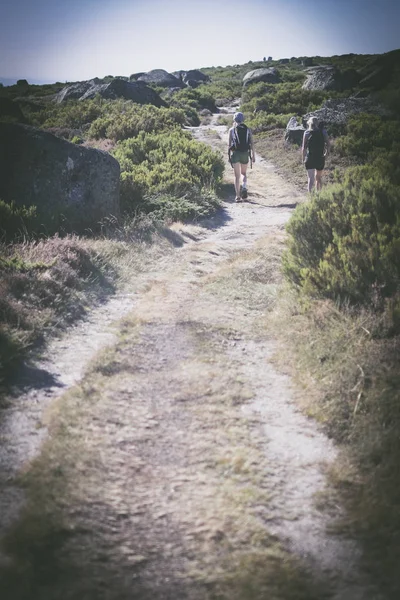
[0,111,383,599]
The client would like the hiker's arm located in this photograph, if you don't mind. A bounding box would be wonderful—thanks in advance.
[249,130,256,162]
[302,132,308,162]
[323,130,330,156]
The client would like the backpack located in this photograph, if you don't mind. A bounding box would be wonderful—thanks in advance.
[307,128,325,156]
[230,123,250,152]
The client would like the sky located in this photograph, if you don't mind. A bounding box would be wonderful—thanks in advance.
[1,0,399,84]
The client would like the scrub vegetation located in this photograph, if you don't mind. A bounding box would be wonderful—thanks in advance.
[1,49,400,594]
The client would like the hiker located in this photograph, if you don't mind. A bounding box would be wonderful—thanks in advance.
[302,116,330,193]
[228,112,255,202]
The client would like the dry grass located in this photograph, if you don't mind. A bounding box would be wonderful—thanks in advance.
[255,130,353,193]
[268,289,400,597]
[0,222,181,392]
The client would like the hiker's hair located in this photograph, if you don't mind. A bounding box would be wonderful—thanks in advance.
[307,116,319,130]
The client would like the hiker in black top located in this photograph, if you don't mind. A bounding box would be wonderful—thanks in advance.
[228,112,255,202]
[302,116,330,193]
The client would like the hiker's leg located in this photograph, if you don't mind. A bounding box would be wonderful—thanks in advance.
[316,170,323,191]
[233,162,241,199]
[241,163,248,187]
[307,169,315,193]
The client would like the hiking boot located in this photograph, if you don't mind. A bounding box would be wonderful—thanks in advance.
[241,187,248,200]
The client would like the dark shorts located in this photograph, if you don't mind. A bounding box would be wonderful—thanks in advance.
[305,155,325,171]
[231,150,249,164]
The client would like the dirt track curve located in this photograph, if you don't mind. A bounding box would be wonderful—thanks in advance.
[0,110,383,599]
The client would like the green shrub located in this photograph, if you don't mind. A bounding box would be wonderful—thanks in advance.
[283,169,400,305]
[88,103,187,141]
[246,112,293,133]
[241,82,330,116]
[335,114,400,161]
[0,200,38,241]
[113,130,224,219]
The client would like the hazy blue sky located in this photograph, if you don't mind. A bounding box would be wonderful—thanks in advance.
[1,0,399,83]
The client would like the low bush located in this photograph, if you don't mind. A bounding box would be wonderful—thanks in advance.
[113,129,224,219]
[0,200,38,242]
[88,103,187,141]
[283,168,400,305]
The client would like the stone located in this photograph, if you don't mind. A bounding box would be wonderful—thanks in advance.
[302,97,394,132]
[80,79,166,107]
[243,67,280,86]
[0,123,120,230]
[302,66,359,92]
[56,79,166,107]
[285,116,306,145]
[302,57,314,67]
[182,70,209,84]
[138,69,185,88]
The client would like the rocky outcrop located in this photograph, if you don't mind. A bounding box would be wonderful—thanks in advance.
[243,67,280,86]
[302,97,394,129]
[56,79,101,102]
[302,66,360,92]
[173,69,210,87]
[0,123,120,229]
[56,79,166,107]
[0,97,26,123]
[138,69,185,88]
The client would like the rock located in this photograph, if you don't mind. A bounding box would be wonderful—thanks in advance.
[285,116,306,145]
[80,79,166,106]
[280,58,290,64]
[302,57,314,67]
[303,97,394,131]
[243,67,280,86]
[302,66,359,92]
[182,69,209,84]
[200,108,212,116]
[0,123,120,230]
[56,79,166,107]
[129,72,146,81]
[56,79,100,102]
[138,69,185,88]
[0,97,26,123]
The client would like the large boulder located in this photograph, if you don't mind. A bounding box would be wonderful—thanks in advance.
[0,123,120,229]
[138,69,185,88]
[56,78,166,107]
[174,69,210,86]
[80,79,166,106]
[303,97,394,131]
[302,66,360,92]
[243,67,280,86]
[56,79,101,102]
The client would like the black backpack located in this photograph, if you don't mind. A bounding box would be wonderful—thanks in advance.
[307,128,325,156]
[230,123,250,152]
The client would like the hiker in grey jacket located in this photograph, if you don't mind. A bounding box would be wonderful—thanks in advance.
[228,112,255,202]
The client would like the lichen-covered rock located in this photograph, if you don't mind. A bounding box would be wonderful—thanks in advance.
[243,67,280,86]
[138,69,185,88]
[56,78,166,107]
[302,66,360,92]
[0,123,120,230]
[303,97,394,131]
[56,79,101,102]
[285,116,306,145]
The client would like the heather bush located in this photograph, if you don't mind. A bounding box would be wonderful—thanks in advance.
[113,130,224,218]
[283,168,400,305]
[88,103,187,141]
[335,114,400,161]
[241,82,330,116]
[0,200,38,241]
